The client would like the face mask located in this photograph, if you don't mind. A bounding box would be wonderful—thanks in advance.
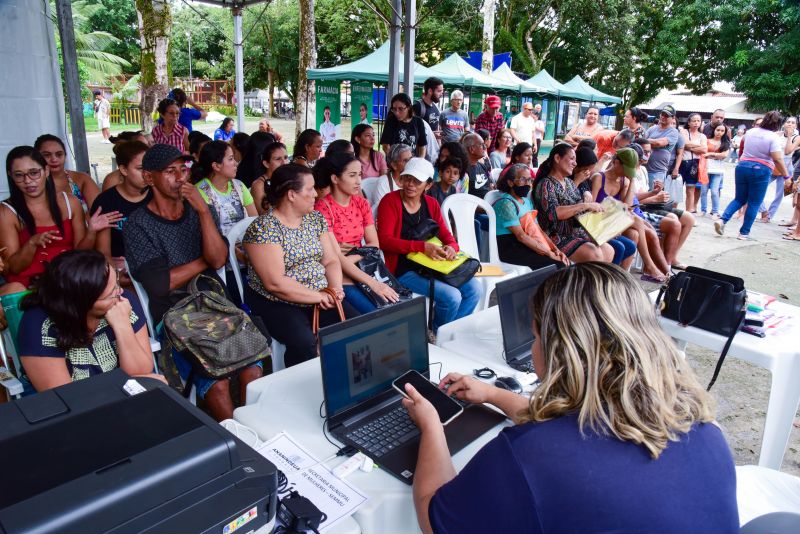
[513,185,531,198]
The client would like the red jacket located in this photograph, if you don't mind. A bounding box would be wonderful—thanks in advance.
[377,191,459,274]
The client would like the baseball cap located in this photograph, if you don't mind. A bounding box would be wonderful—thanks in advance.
[616,148,639,178]
[522,102,533,110]
[400,157,434,183]
[142,144,193,172]
[657,104,676,117]
[485,95,502,109]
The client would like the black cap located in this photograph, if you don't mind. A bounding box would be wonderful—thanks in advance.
[657,104,676,117]
[142,144,192,172]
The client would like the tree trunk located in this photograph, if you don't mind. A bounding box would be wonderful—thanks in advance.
[136,0,171,132]
[268,69,275,118]
[481,0,496,74]
[296,0,317,138]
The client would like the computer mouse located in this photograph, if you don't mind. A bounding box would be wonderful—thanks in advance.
[494,376,523,393]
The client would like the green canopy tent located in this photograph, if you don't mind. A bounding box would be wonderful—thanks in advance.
[306,41,460,85]
[492,63,555,95]
[428,54,519,92]
[562,75,622,104]
[526,70,588,100]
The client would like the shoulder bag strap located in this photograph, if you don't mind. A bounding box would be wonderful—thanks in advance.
[706,310,746,390]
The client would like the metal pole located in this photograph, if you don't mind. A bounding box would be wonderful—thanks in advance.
[186,31,193,80]
[233,7,245,131]
[402,0,416,95]
[388,0,402,96]
[54,0,90,173]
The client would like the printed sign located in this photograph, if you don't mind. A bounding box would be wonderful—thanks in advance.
[351,82,373,128]
[316,81,341,152]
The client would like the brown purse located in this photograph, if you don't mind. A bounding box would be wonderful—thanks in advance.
[312,287,346,337]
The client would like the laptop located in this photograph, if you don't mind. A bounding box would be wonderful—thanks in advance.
[495,265,559,372]
[319,297,506,484]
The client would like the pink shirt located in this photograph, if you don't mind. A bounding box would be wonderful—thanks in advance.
[359,151,388,178]
[314,193,374,246]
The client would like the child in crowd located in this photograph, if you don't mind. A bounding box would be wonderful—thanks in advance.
[428,158,466,205]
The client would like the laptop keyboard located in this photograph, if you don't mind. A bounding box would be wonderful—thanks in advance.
[345,405,420,458]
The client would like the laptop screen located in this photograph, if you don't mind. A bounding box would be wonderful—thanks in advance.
[319,298,429,418]
[496,265,558,360]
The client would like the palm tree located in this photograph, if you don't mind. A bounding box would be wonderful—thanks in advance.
[52,0,131,82]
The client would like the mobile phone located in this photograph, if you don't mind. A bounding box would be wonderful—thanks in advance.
[393,370,463,426]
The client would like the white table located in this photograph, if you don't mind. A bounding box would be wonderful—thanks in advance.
[436,306,539,392]
[653,297,800,471]
[235,345,511,534]
[438,297,800,471]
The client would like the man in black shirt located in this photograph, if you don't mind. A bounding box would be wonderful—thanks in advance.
[463,133,493,199]
[123,144,256,421]
[413,77,444,143]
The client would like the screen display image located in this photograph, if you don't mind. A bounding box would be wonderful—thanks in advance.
[497,266,558,357]
[392,370,463,425]
[320,299,428,418]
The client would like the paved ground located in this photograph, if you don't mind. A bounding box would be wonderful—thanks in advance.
[81,118,800,475]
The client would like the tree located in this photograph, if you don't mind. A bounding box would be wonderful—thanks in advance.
[136,0,171,131]
[169,4,232,80]
[715,0,800,114]
[297,0,317,137]
[481,0,496,73]
[84,0,141,74]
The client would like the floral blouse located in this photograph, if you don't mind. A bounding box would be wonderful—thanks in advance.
[534,175,590,246]
[243,210,328,305]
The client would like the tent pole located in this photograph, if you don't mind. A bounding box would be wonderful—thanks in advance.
[402,0,416,95]
[233,7,245,131]
[388,0,402,95]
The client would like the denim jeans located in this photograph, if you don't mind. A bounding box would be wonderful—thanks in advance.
[343,284,378,314]
[721,161,772,235]
[607,236,636,265]
[397,271,482,331]
[700,173,724,214]
[757,175,786,220]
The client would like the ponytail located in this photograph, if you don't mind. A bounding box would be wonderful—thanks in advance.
[191,140,229,184]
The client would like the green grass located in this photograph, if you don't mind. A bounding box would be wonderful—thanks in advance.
[68,115,139,133]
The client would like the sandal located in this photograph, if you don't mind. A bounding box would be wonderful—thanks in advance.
[640,273,666,283]
[672,263,688,271]
[779,221,798,227]
[782,235,800,241]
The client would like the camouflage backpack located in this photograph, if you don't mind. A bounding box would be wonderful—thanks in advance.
[162,274,269,384]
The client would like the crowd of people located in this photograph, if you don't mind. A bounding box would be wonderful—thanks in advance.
[8,78,797,530]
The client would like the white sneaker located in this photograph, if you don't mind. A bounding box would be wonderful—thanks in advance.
[714,220,725,235]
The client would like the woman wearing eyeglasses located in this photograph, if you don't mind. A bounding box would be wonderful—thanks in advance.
[379,93,428,158]
[152,98,190,153]
[0,146,121,289]
[17,249,161,392]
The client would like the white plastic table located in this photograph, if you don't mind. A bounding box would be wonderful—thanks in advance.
[438,298,800,471]
[652,297,800,471]
[235,345,511,534]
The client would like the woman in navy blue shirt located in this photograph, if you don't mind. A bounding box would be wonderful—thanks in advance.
[403,262,738,533]
[18,250,161,391]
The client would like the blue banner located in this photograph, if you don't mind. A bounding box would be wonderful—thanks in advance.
[464,52,512,71]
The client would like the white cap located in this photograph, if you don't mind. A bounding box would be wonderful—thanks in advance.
[400,157,434,182]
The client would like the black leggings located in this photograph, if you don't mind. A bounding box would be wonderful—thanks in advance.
[245,285,358,368]
[497,234,562,270]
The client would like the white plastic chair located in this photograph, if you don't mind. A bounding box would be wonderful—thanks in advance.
[440,194,530,310]
[736,465,800,528]
[225,216,257,303]
[124,259,161,356]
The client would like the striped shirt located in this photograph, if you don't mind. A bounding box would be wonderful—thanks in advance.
[151,123,187,153]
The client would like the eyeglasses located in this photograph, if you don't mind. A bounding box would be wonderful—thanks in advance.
[99,267,122,301]
[513,177,532,185]
[391,106,408,113]
[11,168,44,183]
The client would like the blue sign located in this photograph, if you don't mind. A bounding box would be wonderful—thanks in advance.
[464,52,512,71]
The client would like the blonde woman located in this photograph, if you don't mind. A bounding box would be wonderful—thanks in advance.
[403,263,738,533]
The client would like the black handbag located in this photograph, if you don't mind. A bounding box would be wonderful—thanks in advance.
[655,266,747,390]
[346,246,413,308]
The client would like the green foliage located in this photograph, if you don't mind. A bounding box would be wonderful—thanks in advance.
[715,0,800,114]
[169,4,233,80]
[84,0,141,74]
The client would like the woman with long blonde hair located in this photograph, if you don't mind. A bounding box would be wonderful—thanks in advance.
[403,263,738,533]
